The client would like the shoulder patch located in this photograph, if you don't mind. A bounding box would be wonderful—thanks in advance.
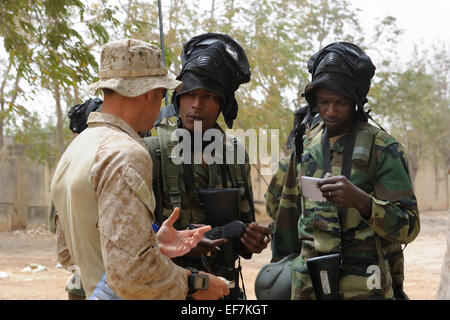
[122,164,156,220]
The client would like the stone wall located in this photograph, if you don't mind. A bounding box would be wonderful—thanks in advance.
[0,137,448,231]
[0,139,50,231]
[414,163,449,212]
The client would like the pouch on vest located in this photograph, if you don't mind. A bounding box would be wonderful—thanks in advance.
[306,253,341,300]
[198,188,240,227]
[198,187,244,299]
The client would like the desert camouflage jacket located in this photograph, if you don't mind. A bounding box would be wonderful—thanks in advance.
[51,112,188,299]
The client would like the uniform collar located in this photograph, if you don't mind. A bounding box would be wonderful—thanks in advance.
[87,112,146,148]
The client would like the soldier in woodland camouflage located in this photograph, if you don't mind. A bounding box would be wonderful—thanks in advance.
[266,150,409,299]
[144,33,270,299]
[265,154,301,261]
[268,42,420,300]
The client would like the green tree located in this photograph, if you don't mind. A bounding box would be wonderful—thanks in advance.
[0,58,24,151]
[0,0,114,157]
[1,0,406,168]
[9,112,71,169]
[369,46,450,182]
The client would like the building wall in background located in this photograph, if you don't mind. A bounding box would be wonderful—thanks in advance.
[0,139,50,231]
[414,163,449,212]
[0,140,448,231]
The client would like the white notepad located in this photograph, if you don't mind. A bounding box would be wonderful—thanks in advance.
[300,176,326,202]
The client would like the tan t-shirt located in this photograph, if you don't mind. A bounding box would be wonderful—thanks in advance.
[51,112,188,299]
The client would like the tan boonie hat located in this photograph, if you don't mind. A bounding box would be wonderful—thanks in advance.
[86,39,182,97]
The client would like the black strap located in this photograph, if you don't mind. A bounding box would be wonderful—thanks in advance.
[341,127,357,180]
[144,137,164,223]
[321,124,357,179]
[321,127,331,174]
[366,110,387,133]
[339,126,357,247]
[221,139,229,188]
[294,108,311,163]
[154,148,163,222]
[183,163,203,208]
[321,123,357,259]
[230,137,255,222]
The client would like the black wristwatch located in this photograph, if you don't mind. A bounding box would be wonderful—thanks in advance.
[187,267,209,295]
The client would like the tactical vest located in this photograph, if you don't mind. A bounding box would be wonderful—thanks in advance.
[144,123,255,299]
[143,123,255,228]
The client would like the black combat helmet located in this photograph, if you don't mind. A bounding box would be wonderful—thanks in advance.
[68,98,103,133]
[304,42,376,115]
[174,33,251,128]
[294,42,376,161]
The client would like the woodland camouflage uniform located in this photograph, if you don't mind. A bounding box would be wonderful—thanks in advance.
[266,119,419,299]
[143,33,254,299]
[266,42,419,300]
[144,124,255,275]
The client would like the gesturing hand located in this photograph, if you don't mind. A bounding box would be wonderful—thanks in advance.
[184,236,227,258]
[157,208,211,258]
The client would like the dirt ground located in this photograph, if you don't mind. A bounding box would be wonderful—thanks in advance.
[0,210,448,300]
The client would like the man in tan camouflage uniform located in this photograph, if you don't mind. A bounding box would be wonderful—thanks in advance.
[48,99,102,299]
[51,39,229,300]
[267,42,420,300]
[145,33,271,299]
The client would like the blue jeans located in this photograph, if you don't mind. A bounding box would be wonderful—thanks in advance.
[89,274,122,300]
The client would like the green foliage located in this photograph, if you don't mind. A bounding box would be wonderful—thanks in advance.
[0,1,99,155]
[1,0,447,175]
[369,45,450,179]
[9,112,73,168]
[154,0,367,149]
